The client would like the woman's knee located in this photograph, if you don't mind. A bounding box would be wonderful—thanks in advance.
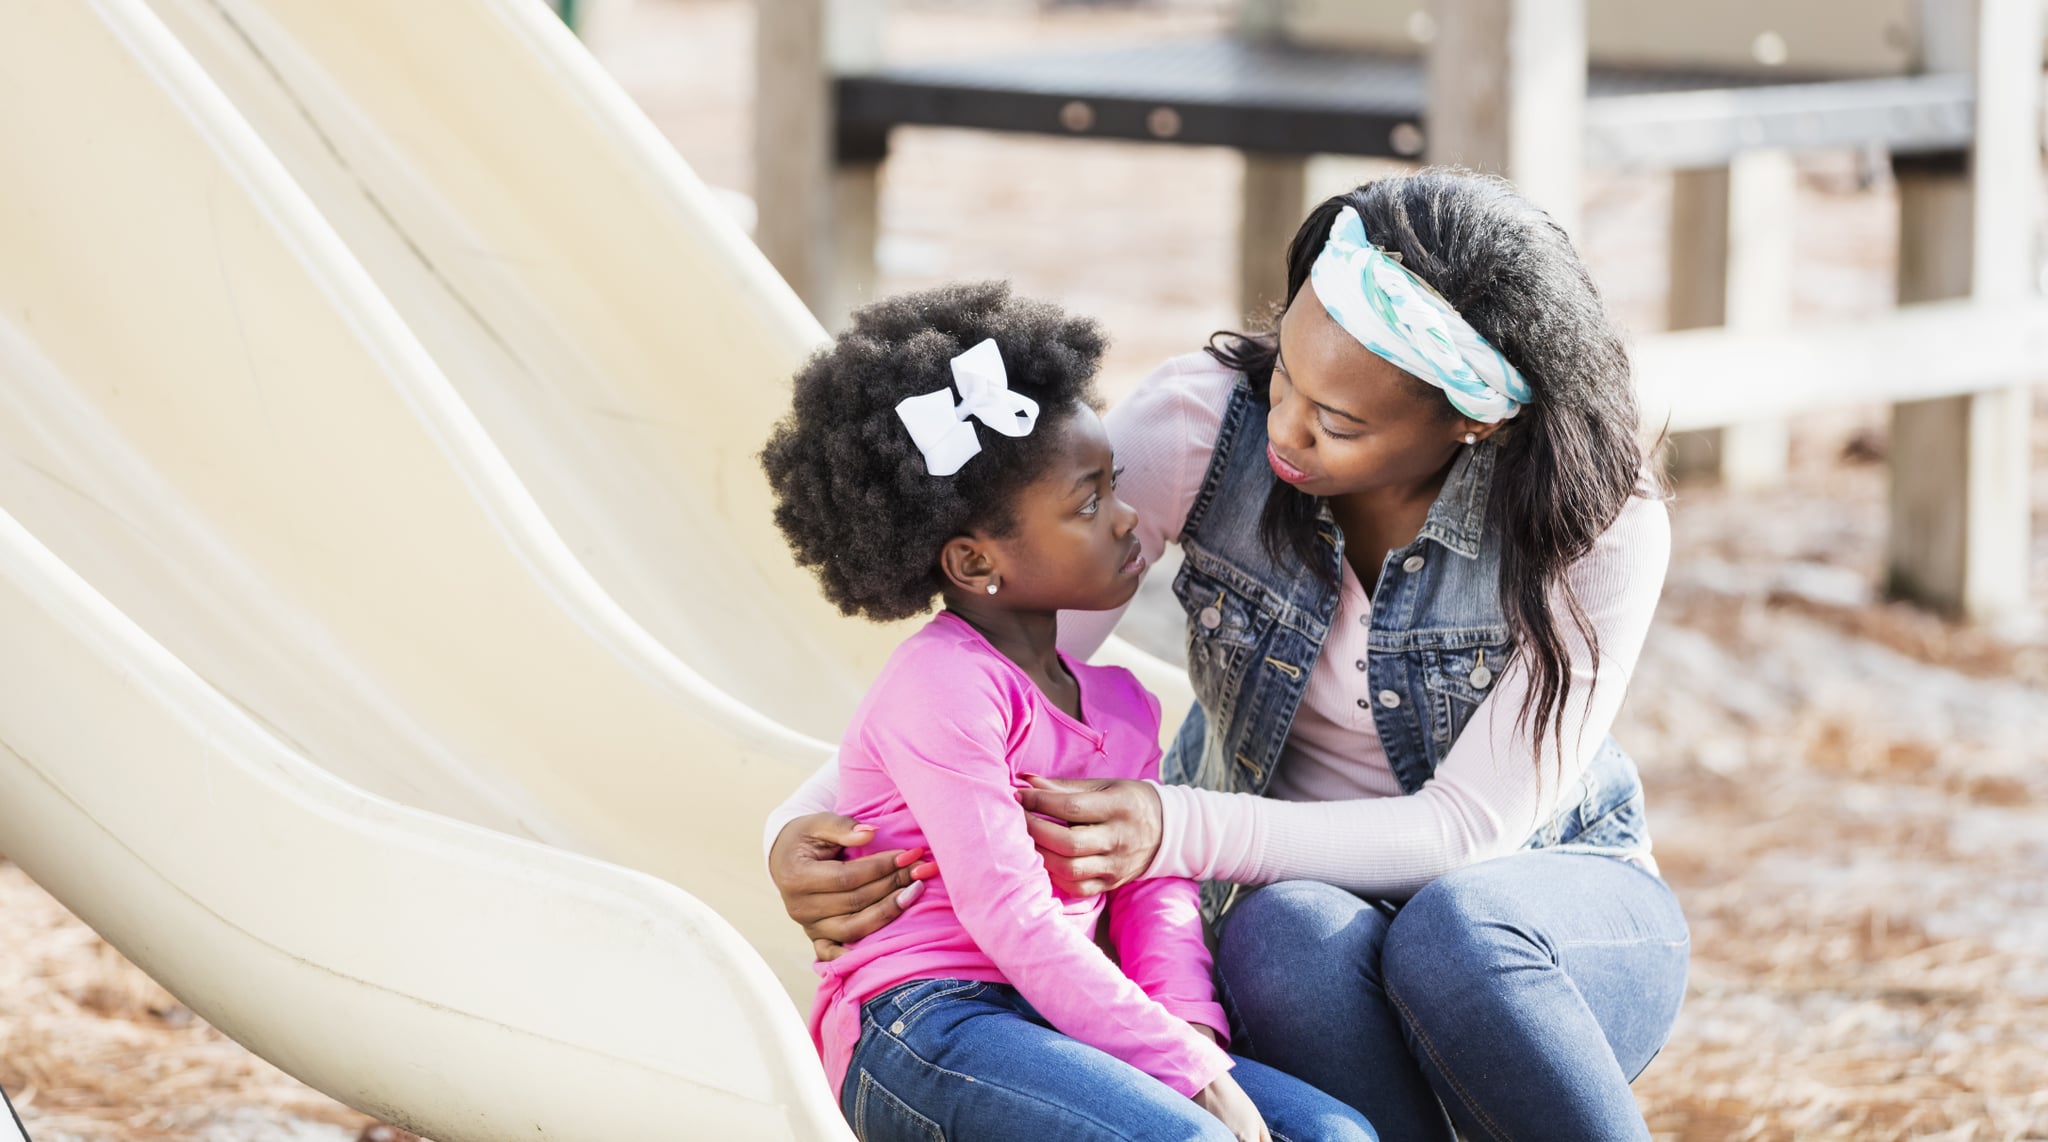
[1217,881,1393,1018]
[1382,864,1550,1001]
[1220,882,1387,974]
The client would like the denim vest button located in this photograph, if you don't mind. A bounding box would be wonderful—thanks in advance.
[1378,689,1402,708]
[1199,605,1223,630]
[1402,555,1426,573]
[1470,665,1493,688]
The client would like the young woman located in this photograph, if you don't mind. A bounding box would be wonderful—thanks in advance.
[769,171,1689,1141]
[761,282,1376,1142]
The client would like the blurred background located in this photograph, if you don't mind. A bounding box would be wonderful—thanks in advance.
[2,0,2044,1138]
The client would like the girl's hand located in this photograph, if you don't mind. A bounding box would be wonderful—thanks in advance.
[766,813,936,961]
[1192,1070,1270,1142]
[1014,777,1163,896]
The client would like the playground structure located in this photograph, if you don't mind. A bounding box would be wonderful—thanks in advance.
[761,0,2047,624]
[0,0,1190,1137]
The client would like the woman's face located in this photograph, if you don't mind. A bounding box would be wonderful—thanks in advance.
[971,404,1146,613]
[1264,279,1481,499]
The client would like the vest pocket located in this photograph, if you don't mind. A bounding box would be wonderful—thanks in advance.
[1421,643,1513,705]
[1173,562,1272,704]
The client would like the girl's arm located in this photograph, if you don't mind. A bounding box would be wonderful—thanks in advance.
[1148,494,1670,899]
[1056,353,1231,662]
[1105,875,1229,1040]
[866,658,1232,1098]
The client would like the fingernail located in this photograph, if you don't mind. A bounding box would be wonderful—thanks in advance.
[895,881,926,908]
[893,847,925,868]
[911,861,938,881]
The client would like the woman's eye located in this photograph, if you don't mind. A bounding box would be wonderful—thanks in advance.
[1318,416,1359,440]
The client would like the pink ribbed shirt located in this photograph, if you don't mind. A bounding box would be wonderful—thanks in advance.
[809,612,1232,1101]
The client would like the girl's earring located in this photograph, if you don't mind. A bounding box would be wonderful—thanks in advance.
[1463,433,1478,445]
[986,580,999,596]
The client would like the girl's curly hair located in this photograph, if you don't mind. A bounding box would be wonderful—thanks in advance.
[761,281,1106,622]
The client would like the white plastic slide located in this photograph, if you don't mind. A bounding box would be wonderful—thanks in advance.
[0,0,1190,1138]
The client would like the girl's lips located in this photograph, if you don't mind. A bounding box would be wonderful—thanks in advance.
[1267,443,1311,484]
[1119,546,1148,576]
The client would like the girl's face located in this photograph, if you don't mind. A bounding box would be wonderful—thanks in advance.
[1263,278,1490,498]
[966,404,1144,613]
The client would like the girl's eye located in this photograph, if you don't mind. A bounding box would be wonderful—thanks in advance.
[1080,495,1100,517]
[1111,466,1125,488]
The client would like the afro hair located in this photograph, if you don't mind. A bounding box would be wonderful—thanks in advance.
[761,281,1106,622]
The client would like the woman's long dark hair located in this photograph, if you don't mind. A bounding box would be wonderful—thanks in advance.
[1208,170,1654,773]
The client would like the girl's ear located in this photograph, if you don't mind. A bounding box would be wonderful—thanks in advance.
[938,536,1000,596]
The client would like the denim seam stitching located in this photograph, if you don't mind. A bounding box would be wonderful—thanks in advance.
[854,1069,943,1142]
[879,1028,1168,1141]
[1386,981,1514,1142]
[894,980,989,1032]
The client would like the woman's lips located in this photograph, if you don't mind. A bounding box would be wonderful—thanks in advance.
[1267,443,1311,484]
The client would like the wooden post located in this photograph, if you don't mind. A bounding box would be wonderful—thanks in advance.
[1425,0,1586,236]
[1886,0,2040,621]
[753,0,883,323]
[1240,154,1308,322]
[752,0,831,308]
[1666,151,1798,488]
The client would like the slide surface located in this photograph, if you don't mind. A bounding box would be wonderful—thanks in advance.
[0,0,1189,1138]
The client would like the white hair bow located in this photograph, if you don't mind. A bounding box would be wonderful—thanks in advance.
[893,338,1040,476]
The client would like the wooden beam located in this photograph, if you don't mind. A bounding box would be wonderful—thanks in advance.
[1239,154,1307,323]
[1885,0,2041,622]
[1426,0,1586,235]
[1633,298,2048,432]
[752,0,831,308]
[1665,151,1799,488]
[754,0,883,321]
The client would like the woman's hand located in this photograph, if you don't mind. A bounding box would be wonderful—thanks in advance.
[1015,777,1163,897]
[1192,1069,1270,1142]
[766,813,936,962]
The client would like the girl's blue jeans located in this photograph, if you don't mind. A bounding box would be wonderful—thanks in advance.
[1216,852,1690,1142]
[840,978,1379,1141]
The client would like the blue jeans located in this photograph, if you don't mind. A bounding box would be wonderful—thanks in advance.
[841,978,1379,1141]
[1216,853,1689,1142]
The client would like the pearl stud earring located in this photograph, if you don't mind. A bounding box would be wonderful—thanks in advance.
[1464,433,1478,445]
[986,582,999,595]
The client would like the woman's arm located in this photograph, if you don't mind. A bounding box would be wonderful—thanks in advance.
[1027,494,1671,900]
[763,757,931,959]
[867,664,1232,1098]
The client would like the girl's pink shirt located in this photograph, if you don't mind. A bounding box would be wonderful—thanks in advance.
[809,612,1232,1101]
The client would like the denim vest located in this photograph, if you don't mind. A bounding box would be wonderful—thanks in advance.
[1162,379,1651,913]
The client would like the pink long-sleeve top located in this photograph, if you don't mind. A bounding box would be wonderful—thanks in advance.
[809,611,1232,1101]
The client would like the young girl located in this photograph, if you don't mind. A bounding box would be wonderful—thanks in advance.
[761,283,1376,1142]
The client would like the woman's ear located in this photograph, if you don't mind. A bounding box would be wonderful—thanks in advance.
[1459,418,1505,446]
[938,536,1000,596]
